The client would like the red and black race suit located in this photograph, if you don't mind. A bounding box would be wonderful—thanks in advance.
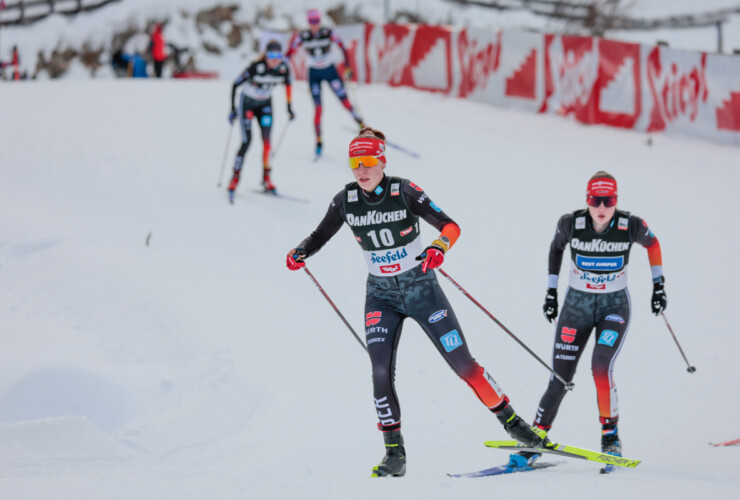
[535,209,659,429]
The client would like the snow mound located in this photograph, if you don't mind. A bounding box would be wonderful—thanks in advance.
[0,416,135,464]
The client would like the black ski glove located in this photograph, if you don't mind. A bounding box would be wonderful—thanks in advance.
[543,288,558,322]
[651,276,667,315]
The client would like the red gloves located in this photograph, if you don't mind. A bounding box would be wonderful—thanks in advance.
[416,246,445,273]
[286,248,307,271]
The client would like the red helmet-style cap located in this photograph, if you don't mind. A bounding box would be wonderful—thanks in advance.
[349,137,386,163]
[307,9,321,24]
[587,177,617,197]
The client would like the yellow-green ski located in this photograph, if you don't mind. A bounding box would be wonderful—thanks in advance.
[483,440,641,468]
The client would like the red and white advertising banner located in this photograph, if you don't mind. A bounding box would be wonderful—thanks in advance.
[639,45,740,145]
[362,23,455,93]
[707,53,740,145]
[540,35,642,129]
[263,23,740,146]
[448,28,546,113]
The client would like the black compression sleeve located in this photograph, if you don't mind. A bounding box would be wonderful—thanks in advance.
[298,191,346,257]
[548,214,572,276]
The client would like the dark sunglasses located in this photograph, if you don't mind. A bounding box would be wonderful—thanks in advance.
[587,196,617,208]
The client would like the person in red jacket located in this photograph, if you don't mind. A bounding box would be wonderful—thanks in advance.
[11,45,20,81]
[149,24,167,78]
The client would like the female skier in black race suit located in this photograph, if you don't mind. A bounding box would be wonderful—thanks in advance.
[510,171,667,469]
[286,127,548,477]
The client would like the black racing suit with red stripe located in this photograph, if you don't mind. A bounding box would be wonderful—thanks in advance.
[534,209,660,430]
[297,174,510,430]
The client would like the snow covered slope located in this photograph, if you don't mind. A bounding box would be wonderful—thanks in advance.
[1,78,739,498]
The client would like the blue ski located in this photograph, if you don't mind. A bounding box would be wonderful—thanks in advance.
[448,461,560,478]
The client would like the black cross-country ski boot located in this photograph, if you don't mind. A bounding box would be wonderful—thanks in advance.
[495,404,550,449]
[601,426,622,456]
[262,168,276,193]
[371,429,406,477]
[599,423,622,474]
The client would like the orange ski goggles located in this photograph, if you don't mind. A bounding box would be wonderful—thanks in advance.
[349,155,385,169]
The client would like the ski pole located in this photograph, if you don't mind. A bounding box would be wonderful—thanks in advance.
[437,268,574,390]
[216,123,234,188]
[660,312,696,373]
[344,70,364,120]
[269,120,291,163]
[303,267,367,353]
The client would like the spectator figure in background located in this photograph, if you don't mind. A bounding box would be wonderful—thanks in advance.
[11,45,20,81]
[285,8,364,159]
[150,23,167,78]
[167,43,189,76]
[127,52,148,78]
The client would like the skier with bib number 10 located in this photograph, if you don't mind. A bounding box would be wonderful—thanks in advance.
[286,127,549,477]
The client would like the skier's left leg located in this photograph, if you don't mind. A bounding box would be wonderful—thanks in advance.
[326,65,364,127]
[308,68,323,155]
[364,283,407,478]
[593,290,631,455]
[404,268,546,448]
[254,104,275,191]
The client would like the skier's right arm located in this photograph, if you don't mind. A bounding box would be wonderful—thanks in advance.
[547,214,572,286]
[543,214,572,322]
[284,32,304,60]
[230,67,251,119]
[287,191,346,270]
